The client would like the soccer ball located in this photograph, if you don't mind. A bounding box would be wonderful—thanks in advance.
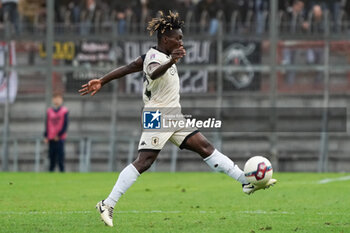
[244,156,273,186]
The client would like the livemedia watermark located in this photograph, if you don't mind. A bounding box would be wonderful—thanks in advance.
[141,107,347,133]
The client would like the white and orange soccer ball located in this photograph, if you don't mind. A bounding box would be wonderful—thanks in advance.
[244,156,273,186]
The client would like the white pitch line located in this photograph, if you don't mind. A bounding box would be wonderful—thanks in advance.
[238,210,294,215]
[318,175,350,184]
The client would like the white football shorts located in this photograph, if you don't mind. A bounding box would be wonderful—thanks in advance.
[138,129,199,151]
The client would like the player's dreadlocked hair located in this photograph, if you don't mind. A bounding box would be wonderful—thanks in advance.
[147,11,184,40]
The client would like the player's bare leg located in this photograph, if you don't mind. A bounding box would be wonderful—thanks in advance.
[97,150,159,227]
[132,150,160,174]
[180,131,215,159]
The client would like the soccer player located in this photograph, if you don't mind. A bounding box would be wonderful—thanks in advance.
[79,11,276,227]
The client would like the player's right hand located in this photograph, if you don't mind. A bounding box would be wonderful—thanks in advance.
[79,79,102,96]
[171,46,186,64]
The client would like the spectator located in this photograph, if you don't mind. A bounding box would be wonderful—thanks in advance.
[80,0,100,35]
[44,94,69,172]
[196,0,223,35]
[219,0,233,25]
[177,0,195,20]
[111,1,137,35]
[281,0,306,85]
[301,0,342,32]
[223,0,253,34]
[54,0,62,24]
[139,0,150,25]
[280,0,305,32]
[302,2,324,33]
[330,0,343,32]
[254,0,269,34]
[148,0,178,17]
[1,0,19,34]
[68,0,81,24]
[302,1,327,84]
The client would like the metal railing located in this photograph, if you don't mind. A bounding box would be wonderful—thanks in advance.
[0,135,182,173]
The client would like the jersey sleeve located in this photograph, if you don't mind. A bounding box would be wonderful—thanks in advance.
[145,52,163,77]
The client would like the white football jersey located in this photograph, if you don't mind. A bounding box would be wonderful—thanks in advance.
[143,47,180,108]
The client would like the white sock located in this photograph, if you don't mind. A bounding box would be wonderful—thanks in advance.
[104,164,140,207]
[204,149,248,185]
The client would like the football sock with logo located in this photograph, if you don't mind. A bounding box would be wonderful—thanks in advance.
[104,164,140,208]
[204,149,248,185]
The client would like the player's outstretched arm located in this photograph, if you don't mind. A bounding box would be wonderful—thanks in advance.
[79,56,144,96]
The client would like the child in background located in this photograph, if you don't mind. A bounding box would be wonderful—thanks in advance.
[44,94,69,172]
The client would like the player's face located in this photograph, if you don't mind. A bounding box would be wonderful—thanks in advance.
[165,29,184,53]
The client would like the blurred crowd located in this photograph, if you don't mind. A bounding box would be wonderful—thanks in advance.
[1,0,350,35]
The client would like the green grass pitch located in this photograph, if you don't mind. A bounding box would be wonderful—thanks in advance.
[0,172,349,233]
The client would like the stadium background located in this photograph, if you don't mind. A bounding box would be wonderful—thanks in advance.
[1,0,350,173]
